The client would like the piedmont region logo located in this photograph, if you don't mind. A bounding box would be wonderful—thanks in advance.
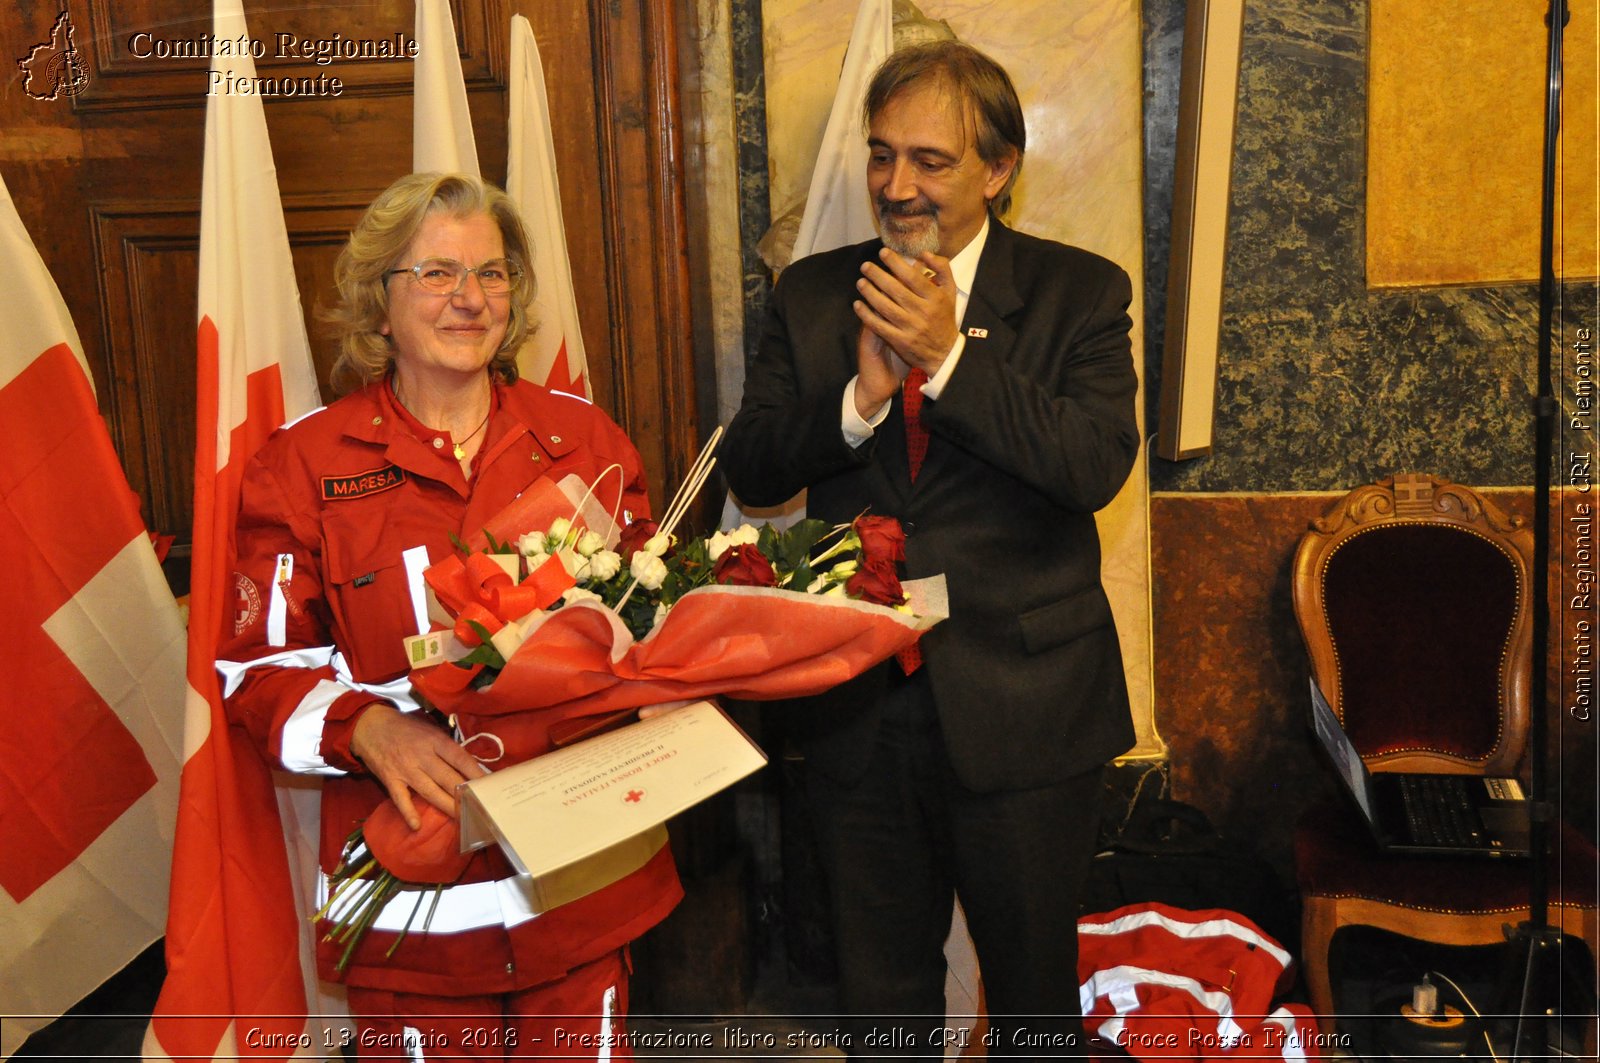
[18,8,89,100]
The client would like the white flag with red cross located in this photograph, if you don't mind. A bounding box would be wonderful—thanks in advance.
[143,1,335,1059]
[0,169,187,1059]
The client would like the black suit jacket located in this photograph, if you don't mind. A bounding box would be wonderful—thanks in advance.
[722,220,1139,792]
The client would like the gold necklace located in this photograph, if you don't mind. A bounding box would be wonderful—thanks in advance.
[392,377,490,460]
[452,412,490,460]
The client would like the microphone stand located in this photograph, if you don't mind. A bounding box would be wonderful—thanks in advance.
[1496,2,1575,1058]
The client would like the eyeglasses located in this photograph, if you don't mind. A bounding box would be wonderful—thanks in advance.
[386,257,524,296]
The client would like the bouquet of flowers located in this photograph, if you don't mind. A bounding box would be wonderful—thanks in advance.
[413,509,925,716]
[319,437,943,966]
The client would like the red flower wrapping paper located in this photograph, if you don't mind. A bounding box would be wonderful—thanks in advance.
[412,582,942,758]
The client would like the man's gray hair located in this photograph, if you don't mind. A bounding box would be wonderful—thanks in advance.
[863,40,1026,217]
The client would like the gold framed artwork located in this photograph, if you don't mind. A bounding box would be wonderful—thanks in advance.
[1367,0,1597,288]
[1156,0,1246,462]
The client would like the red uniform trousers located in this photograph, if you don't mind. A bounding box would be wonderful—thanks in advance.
[346,948,633,1061]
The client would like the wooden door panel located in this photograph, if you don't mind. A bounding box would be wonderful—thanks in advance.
[89,204,199,535]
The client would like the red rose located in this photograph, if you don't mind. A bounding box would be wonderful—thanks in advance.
[363,800,472,884]
[854,515,906,564]
[713,543,779,588]
[846,557,906,607]
[616,518,660,562]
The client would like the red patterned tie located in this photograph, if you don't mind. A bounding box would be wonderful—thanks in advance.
[897,368,929,674]
[903,367,930,482]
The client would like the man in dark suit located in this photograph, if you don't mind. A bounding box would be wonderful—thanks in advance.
[722,41,1138,1059]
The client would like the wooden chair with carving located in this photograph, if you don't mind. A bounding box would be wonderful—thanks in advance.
[1290,473,1598,1024]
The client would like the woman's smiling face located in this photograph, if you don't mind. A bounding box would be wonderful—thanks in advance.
[381,211,512,382]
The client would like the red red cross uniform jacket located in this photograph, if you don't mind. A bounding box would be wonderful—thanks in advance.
[1078,903,1324,1061]
[219,379,682,996]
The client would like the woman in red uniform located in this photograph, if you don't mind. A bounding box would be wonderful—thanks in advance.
[218,172,681,1057]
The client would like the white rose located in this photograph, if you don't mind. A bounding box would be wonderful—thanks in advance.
[653,601,670,627]
[642,533,672,558]
[709,524,760,561]
[576,530,606,557]
[583,549,622,581]
[631,552,669,591]
[549,517,573,543]
[561,587,602,605]
[517,532,548,559]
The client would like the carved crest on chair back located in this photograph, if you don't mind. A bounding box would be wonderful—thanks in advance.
[1310,473,1529,536]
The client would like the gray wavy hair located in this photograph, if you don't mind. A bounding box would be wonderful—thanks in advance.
[325,172,537,395]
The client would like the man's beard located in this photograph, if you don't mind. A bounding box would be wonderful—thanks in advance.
[875,196,941,259]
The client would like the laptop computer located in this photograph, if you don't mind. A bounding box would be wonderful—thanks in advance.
[1308,678,1531,858]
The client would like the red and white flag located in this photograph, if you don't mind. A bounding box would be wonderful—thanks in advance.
[789,0,893,262]
[506,13,591,397]
[144,1,332,1059]
[0,171,186,1058]
[414,0,480,176]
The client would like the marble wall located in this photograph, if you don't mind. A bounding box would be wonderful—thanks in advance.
[1140,0,1598,866]
[1144,0,1596,494]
